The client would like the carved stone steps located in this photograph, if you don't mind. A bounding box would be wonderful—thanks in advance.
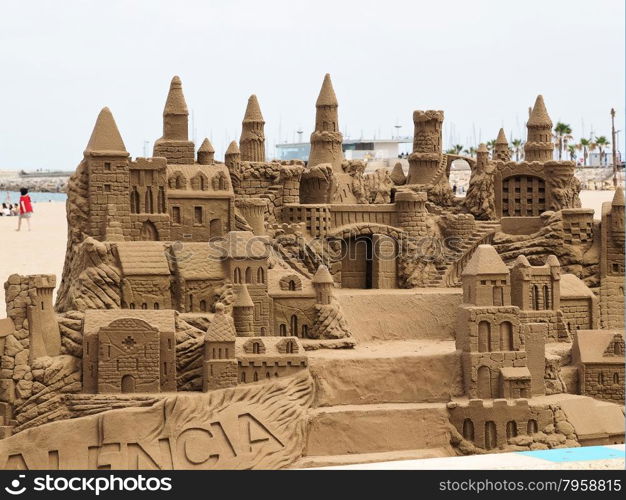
[302,402,453,459]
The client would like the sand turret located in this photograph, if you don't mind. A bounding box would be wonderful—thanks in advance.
[308,74,343,170]
[153,76,195,164]
[524,95,554,162]
[240,95,266,162]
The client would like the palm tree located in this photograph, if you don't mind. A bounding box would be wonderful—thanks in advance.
[578,138,591,166]
[445,144,464,155]
[567,144,577,162]
[463,146,477,158]
[486,139,497,158]
[595,136,610,166]
[553,122,573,160]
[511,139,524,161]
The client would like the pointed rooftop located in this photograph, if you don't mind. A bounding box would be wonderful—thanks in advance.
[546,255,561,267]
[205,303,237,342]
[198,137,215,153]
[85,107,128,155]
[233,284,254,308]
[316,73,338,107]
[312,265,334,284]
[612,187,625,206]
[496,128,508,144]
[527,95,552,127]
[163,75,188,116]
[462,245,509,276]
[243,94,264,122]
[225,140,240,155]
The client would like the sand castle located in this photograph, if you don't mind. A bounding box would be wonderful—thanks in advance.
[0,74,623,469]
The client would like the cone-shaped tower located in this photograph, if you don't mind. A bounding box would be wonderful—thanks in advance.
[153,76,195,164]
[239,95,265,162]
[84,107,131,241]
[524,95,553,162]
[476,143,489,172]
[494,128,511,161]
[197,138,215,165]
[84,107,128,156]
[225,140,241,169]
[233,284,255,336]
[312,265,334,305]
[308,73,343,171]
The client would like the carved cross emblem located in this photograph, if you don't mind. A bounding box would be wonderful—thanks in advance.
[122,335,136,350]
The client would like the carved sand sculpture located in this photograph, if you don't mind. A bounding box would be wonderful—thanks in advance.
[0,74,623,469]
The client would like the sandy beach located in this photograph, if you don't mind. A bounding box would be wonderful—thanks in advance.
[0,190,617,308]
[0,201,67,306]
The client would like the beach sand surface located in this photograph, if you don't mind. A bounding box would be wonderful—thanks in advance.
[0,201,67,306]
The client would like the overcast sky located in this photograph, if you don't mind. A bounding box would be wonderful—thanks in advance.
[0,0,623,170]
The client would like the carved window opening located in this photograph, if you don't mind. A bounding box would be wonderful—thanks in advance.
[290,315,298,337]
[130,188,140,214]
[532,285,540,310]
[478,321,491,352]
[158,186,166,213]
[257,267,265,284]
[527,419,538,434]
[500,321,513,351]
[252,342,260,354]
[543,285,550,310]
[145,186,154,214]
[506,421,518,439]
[245,267,253,284]
[233,267,242,284]
[194,206,203,225]
[462,419,474,441]
[279,324,287,337]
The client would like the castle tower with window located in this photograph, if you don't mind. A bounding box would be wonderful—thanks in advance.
[225,140,241,170]
[308,73,343,171]
[312,265,334,305]
[197,138,215,165]
[222,231,272,335]
[153,76,195,164]
[239,95,266,162]
[203,303,238,390]
[406,110,444,185]
[524,95,553,162]
[510,254,566,341]
[456,245,528,399]
[494,128,511,162]
[600,187,625,329]
[84,107,132,241]
[233,284,255,337]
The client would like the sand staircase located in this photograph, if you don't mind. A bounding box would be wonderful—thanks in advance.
[424,220,501,287]
[292,288,463,468]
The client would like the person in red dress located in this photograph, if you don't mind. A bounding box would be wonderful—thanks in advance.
[16,187,33,231]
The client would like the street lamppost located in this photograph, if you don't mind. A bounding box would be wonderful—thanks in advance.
[611,108,619,188]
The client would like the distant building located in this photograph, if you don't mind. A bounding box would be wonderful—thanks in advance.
[275,137,412,162]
